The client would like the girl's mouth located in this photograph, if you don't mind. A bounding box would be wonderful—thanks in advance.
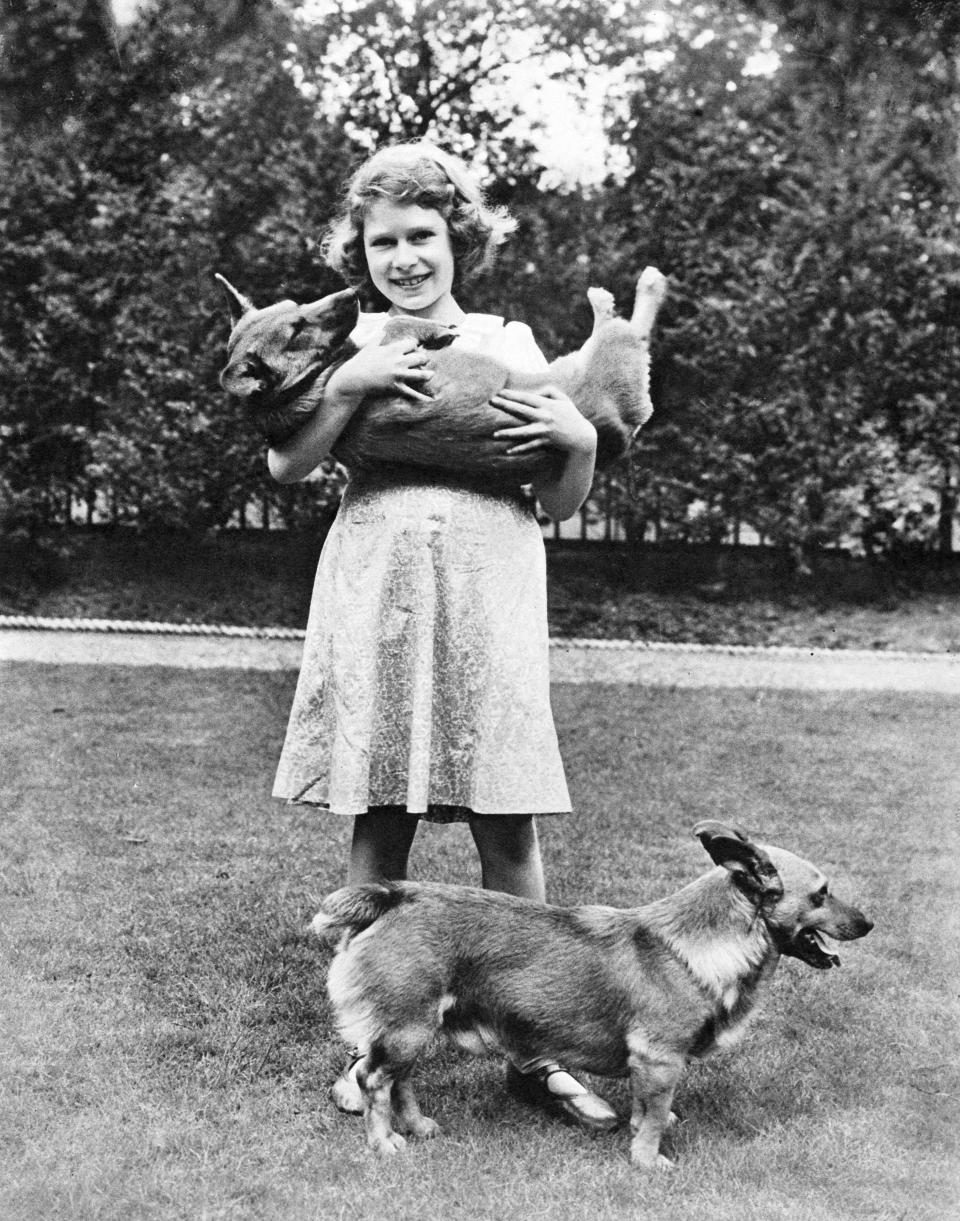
[391,273,431,290]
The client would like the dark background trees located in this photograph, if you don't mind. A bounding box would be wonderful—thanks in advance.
[1,0,958,561]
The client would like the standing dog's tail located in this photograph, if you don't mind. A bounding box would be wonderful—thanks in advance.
[311,882,411,948]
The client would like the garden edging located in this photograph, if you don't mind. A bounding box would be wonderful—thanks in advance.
[2,615,959,691]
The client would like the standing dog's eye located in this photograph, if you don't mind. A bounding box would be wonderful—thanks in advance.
[810,885,829,908]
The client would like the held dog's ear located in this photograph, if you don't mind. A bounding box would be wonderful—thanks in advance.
[692,821,783,902]
[298,286,360,328]
[215,273,255,323]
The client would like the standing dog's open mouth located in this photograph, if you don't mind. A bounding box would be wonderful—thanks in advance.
[788,926,842,968]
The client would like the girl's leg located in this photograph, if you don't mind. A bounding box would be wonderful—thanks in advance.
[469,812,619,1133]
[333,806,421,1114]
[348,807,421,884]
[468,814,545,901]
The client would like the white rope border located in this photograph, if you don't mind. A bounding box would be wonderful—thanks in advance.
[0,615,304,640]
[1,614,957,662]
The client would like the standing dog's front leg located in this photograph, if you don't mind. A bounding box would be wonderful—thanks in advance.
[357,1053,406,1156]
[391,1076,442,1140]
[627,1040,684,1170]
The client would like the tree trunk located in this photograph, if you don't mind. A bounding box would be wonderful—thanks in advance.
[939,468,955,557]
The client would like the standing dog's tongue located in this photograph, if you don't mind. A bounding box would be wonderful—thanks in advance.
[792,928,841,969]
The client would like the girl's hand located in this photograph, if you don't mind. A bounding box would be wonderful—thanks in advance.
[267,340,432,484]
[492,385,598,521]
[327,339,435,403]
[491,386,597,457]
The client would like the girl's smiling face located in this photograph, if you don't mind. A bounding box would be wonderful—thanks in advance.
[362,200,461,322]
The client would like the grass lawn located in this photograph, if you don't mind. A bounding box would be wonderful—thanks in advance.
[1,663,958,1220]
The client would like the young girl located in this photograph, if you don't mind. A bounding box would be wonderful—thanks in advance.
[269,141,616,1132]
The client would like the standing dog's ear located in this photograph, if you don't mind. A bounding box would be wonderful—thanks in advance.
[692,821,783,903]
[215,273,255,323]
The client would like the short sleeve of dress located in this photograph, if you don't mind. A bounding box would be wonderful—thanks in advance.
[500,321,549,374]
[351,312,388,348]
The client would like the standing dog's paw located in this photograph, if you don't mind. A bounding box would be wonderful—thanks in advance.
[629,1147,677,1171]
[369,1130,407,1156]
[629,1133,678,1171]
[405,1115,442,1140]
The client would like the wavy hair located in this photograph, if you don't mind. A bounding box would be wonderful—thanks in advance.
[322,141,516,307]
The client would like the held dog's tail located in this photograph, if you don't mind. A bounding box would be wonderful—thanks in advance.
[311,882,410,948]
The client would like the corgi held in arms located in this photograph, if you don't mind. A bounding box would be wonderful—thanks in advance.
[217,268,667,480]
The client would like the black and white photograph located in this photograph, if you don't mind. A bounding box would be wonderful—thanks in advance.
[1,2,958,1218]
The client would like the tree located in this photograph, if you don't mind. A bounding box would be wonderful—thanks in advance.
[728,0,960,555]
[3,0,959,559]
[0,0,354,531]
[601,0,960,559]
[287,0,642,156]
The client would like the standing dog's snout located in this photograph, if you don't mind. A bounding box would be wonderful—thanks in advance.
[822,894,873,942]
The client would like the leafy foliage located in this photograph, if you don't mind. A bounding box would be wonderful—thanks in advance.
[608,1,960,558]
[0,0,958,558]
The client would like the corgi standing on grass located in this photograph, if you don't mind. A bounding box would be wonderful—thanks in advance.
[268,141,648,1129]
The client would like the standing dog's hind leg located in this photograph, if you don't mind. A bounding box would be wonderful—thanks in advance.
[392,1076,442,1140]
[357,1053,406,1156]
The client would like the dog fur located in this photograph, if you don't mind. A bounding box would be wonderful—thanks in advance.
[312,821,872,1168]
[216,278,359,452]
[216,269,667,478]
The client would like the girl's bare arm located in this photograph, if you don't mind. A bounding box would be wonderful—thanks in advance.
[491,386,597,521]
[268,340,434,484]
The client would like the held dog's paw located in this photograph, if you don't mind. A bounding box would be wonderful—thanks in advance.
[637,266,668,301]
[586,286,617,322]
[630,267,668,336]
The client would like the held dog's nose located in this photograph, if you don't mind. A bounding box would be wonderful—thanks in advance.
[220,356,276,400]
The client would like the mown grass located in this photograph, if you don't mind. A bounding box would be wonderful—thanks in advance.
[1,664,958,1220]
